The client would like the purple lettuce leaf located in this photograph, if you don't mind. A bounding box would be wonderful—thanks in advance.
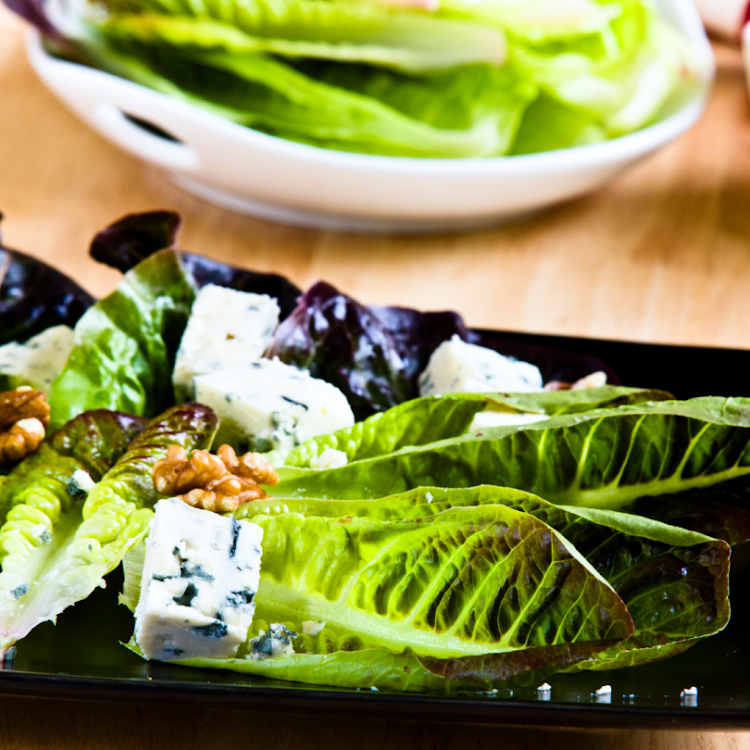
[268,282,619,420]
[1,0,65,43]
[89,211,302,318]
[418,638,625,684]
[0,221,95,347]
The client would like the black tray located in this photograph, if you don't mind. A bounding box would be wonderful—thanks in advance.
[1,331,749,730]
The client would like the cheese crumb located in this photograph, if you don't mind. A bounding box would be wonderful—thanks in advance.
[537,683,551,691]
[425,492,434,504]
[680,687,698,696]
[594,685,612,696]
[309,449,348,471]
[302,620,326,636]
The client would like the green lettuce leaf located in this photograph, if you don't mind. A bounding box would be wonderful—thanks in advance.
[247,506,632,661]
[0,411,147,526]
[69,36,535,157]
[278,387,672,471]
[96,0,507,74]
[273,397,750,510]
[239,485,731,671]
[49,249,196,431]
[124,498,632,687]
[0,403,217,657]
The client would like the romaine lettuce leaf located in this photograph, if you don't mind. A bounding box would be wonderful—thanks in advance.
[49,249,196,430]
[124,498,632,686]
[240,484,731,671]
[272,397,750,510]
[0,403,217,657]
[97,0,508,75]
[279,387,672,470]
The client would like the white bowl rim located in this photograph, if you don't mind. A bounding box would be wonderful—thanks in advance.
[26,0,715,177]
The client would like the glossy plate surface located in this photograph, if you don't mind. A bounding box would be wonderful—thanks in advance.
[1,331,749,729]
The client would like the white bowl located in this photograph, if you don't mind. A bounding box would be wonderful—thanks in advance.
[26,0,714,233]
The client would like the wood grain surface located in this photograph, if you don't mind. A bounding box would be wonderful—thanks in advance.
[2,5,750,748]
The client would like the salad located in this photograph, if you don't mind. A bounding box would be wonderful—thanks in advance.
[0,211,747,694]
[7,0,708,157]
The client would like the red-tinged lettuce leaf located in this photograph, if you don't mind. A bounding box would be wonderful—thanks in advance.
[266,281,416,419]
[1,0,66,43]
[0,240,94,347]
[0,402,218,657]
[89,211,182,273]
[418,639,622,683]
[48,410,149,480]
[89,211,302,318]
[268,281,619,420]
[0,410,147,526]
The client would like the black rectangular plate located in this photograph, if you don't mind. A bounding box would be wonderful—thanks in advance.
[1,330,749,730]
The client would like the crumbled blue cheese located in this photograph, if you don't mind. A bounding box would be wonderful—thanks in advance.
[134,498,263,661]
[302,620,326,636]
[248,623,297,661]
[173,285,280,402]
[193,359,355,455]
[418,335,543,397]
[66,469,96,499]
[309,449,348,471]
[0,325,74,391]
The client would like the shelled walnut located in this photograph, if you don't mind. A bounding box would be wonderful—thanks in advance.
[0,387,50,465]
[152,444,279,513]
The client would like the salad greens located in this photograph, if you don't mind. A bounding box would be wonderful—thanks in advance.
[6,0,706,157]
[0,212,746,693]
[49,248,195,430]
[237,485,730,672]
[271,396,750,509]
[0,228,94,347]
[0,403,217,658]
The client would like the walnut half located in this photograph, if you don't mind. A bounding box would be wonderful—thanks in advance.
[0,387,50,465]
[152,444,279,513]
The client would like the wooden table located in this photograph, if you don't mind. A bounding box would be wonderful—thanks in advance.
[1,5,750,748]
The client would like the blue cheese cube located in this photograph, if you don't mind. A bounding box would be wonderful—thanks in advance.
[173,285,280,402]
[193,359,355,455]
[134,498,263,661]
[0,325,74,392]
[418,335,543,397]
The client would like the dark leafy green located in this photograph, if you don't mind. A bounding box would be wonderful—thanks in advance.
[0,240,94,347]
[89,211,182,272]
[89,211,302,318]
